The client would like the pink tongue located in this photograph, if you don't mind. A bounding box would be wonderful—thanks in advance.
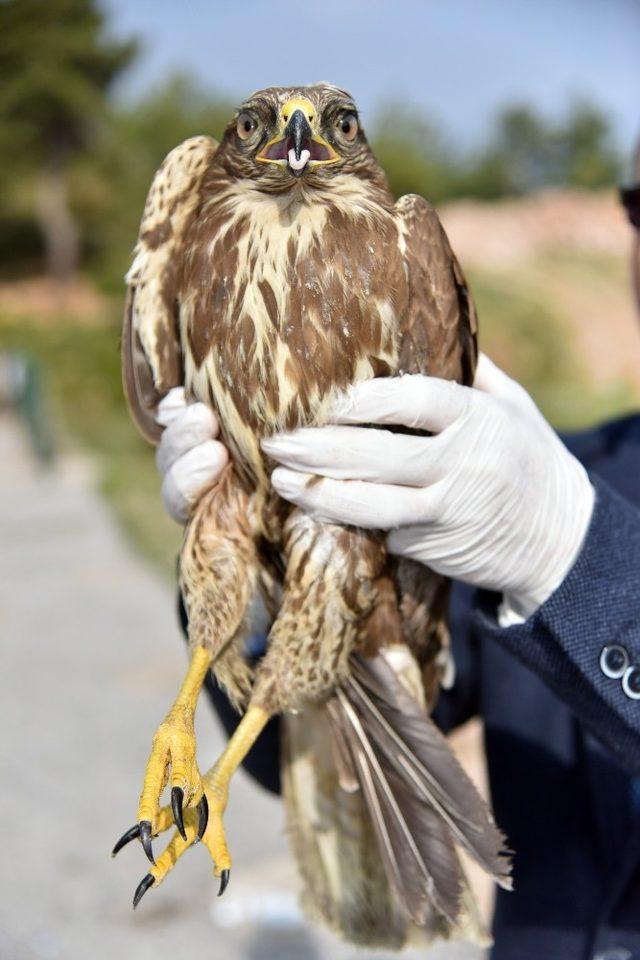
[288,148,310,171]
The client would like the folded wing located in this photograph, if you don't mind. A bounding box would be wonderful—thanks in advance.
[122,136,218,443]
[395,193,477,386]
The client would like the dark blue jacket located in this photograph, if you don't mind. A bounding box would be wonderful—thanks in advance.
[438,413,640,960]
[196,412,640,960]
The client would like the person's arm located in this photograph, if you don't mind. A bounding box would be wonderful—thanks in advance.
[262,355,594,625]
[255,358,640,772]
[475,474,640,773]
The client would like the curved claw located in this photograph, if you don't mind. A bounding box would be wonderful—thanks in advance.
[133,873,155,909]
[197,794,209,841]
[139,820,156,865]
[111,824,140,858]
[171,787,187,840]
[218,868,230,897]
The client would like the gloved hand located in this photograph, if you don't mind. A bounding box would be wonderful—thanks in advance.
[262,355,595,624]
[155,387,228,523]
[154,359,595,625]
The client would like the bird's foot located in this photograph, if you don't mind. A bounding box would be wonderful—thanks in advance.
[113,702,269,909]
[130,646,212,867]
[200,766,232,895]
[112,768,229,908]
[135,702,207,860]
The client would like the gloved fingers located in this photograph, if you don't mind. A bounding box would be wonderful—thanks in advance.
[387,522,447,563]
[473,352,539,417]
[262,425,448,487]
[156,387,187,428]
[156,403,219,474]
[161,441,228,524]
[271,466,436,530]
[329,374,472,433]
[472,352,507,394]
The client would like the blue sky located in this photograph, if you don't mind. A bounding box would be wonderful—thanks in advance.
[104,0,640,170]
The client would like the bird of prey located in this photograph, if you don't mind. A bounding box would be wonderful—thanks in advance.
[115,83,511,948]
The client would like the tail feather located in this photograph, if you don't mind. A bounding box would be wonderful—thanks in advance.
[347,653,512,890]
[282,705,412,949]
[334,687,463,926]
[281,646,511,948]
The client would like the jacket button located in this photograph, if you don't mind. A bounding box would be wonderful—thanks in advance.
[600,644,629,679]
[622,665,640,700]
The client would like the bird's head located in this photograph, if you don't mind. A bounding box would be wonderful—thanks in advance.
[216,84,380,191]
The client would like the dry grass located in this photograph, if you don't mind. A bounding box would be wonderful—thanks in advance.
[441,188,640,428]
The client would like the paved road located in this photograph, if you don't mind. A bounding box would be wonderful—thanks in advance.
[0,414,485,960]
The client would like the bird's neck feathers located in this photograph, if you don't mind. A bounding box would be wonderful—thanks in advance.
[206,166,394,230]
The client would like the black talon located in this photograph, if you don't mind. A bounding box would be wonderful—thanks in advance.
[139,821,156,865]
[111,824,140,857]
[196,794,209,841]
[133,873,155,909]
[171,786,187,840]
[218,869,230,897]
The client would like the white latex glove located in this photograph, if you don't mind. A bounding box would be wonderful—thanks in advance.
[261,355,595,625]
[155,387,228,523]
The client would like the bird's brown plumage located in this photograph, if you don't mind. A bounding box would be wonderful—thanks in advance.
[121,83,507,946]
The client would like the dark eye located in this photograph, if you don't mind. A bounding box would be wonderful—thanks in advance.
[338,113,358,142]
[236,112,257,141]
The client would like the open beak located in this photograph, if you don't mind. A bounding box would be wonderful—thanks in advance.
[286,109,313,171]
[257,96,339,176]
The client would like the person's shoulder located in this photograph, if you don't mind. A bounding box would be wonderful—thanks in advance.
[562,412,640,468]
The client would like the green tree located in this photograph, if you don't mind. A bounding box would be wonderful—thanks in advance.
[368,99,620,203]
[79,74,233,292]
[486,105,560,193]
[0,0,136,282]
[559,100,621,188]
[370,103,461,203]
[479,101,621,195]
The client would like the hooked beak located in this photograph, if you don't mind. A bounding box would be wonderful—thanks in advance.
[286,109,313,171]
[257,96,339,176]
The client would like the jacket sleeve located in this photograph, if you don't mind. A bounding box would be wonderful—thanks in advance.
[475,475,640,773]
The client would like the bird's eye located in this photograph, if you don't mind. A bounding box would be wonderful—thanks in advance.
[236,112,257,141]
[338,113,358,142]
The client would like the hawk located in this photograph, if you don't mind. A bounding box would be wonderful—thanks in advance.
[114,83,510,948]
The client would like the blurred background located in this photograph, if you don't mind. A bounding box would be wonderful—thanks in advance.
[0,1,638,959]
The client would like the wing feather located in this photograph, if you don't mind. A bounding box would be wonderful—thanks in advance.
[392,194,478,702]
[395,193,477,386]
[122,135,218,442]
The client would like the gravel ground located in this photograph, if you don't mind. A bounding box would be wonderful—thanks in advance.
[0,413,484,960]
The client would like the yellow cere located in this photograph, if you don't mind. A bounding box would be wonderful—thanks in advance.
[280,96,316,127]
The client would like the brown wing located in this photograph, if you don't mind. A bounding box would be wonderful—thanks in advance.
[122,135,218,443]
[394,193,477,386]
[392,194,478,697]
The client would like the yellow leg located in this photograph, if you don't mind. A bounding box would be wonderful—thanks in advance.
[201,705,270,890]
[136,646,212,862]
[115,703,271,907]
